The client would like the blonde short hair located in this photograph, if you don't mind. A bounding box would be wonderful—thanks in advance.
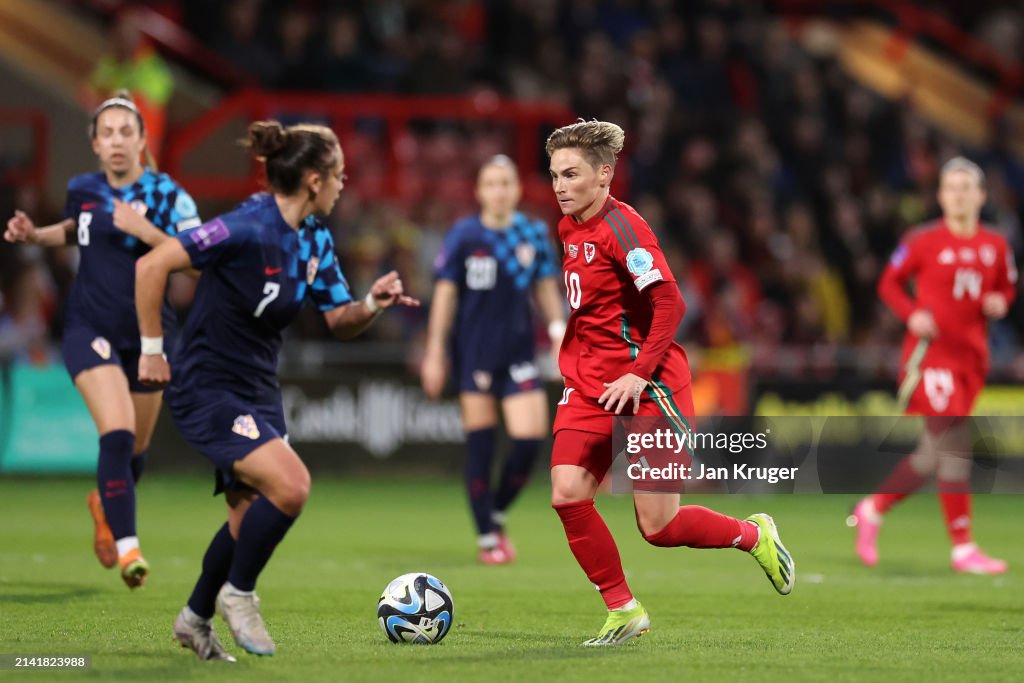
[940,156,985,188]
[545,119,625,170]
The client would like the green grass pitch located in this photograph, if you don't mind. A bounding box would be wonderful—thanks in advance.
[0,475,1019,682]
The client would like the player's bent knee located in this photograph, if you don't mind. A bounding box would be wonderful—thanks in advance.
[636,513,674,540]
[268,470,311,516]
[550,484,591,506]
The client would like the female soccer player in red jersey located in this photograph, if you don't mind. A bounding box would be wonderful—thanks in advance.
[849,157,1016,574]
[4,91,200,588]
[545,120,795,646]
[423,155,565,564]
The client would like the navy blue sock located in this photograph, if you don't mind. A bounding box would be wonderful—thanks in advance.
[494,439,542,515]
[227,497,296,592]
[131,450,148,484]
[187,523,236,619]
[465,427,497,536]
[97,430,136,539]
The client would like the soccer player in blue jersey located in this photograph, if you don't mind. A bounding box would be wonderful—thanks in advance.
[421,155,566,564]
[135,120,418,661]
[4,91,200,588]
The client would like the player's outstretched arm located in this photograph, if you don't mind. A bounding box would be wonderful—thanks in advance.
[135,239,193,387]
[4,210,73,247]
[421,280,457,399]
[324,270,420,341]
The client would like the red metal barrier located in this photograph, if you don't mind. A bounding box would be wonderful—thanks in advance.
[163,91,623,208]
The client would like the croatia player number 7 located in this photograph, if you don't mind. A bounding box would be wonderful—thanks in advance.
[254,281,280,317]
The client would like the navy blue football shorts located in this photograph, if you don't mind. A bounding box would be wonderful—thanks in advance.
[62,321,161,394]
[166,386,287,494]
[455,358,543,398]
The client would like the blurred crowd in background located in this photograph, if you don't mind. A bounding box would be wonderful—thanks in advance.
[3,0,1024,387]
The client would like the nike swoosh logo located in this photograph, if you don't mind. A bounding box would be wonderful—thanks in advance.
[264,267,283,275]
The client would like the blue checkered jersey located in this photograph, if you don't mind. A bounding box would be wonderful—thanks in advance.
[173,193,353,401]
[434,212,557,371]
[63,169,200,345]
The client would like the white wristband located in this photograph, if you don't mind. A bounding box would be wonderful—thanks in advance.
[364,291,381,314]
[140,336,163,356]
[548,320,567,340]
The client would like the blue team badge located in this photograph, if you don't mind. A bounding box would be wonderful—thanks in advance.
[306,256,320,285]
[625,248,654,276]
[231,414,260,440]
[175,192,198,218]
[90,336,111,360]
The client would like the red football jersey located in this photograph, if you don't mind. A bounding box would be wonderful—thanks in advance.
[557,196,690,398]
[878,219,1018,376]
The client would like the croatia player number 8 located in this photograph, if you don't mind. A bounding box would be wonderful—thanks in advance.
[564,271,582,309]
[77,212,92,246]
[254,282,281,317]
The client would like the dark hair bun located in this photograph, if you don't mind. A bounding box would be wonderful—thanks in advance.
[247,121,289,158]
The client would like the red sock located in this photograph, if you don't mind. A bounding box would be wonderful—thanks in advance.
[643,505,759,552]
[938,480,972,546]
[553,500,633,609]
[871,454,930,514]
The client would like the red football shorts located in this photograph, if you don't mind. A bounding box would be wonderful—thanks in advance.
[900,362,983,417]
[551,384,695,483]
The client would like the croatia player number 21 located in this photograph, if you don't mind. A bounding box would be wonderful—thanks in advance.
[465,255,497,290]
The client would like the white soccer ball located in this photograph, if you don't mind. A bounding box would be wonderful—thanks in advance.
[376,572,454,644]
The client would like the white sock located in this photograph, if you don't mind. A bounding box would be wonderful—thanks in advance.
[182,605,209,625]
[115,536,139,558]
[612,598,638,612]
[951,542,977,561]
[477,532,499,549]
[861,498,883,525]
[743,522,762,553]
[491,510,507,528]
[224,581,254,597]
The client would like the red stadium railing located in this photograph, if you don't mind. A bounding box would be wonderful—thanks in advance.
[0,108,49,197]
[774,0,1023,119]
[163,91,606,208]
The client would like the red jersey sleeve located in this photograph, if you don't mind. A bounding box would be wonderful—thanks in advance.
[629,282,686,380]
[604,205,677,292]
[878,234,921,322]
[995,237,1019,305]
[604,204,685,380]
